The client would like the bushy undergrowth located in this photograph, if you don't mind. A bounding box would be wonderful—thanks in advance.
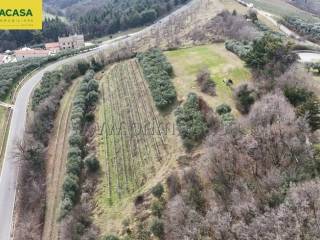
[138,48,176,110]
[281,16,320,43]
[196,69,216,96]
[175,93,208,150]
[225,40,252,59]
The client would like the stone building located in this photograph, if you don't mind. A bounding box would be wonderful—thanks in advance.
[58,34,85,50]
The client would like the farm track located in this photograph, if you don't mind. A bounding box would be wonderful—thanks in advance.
[99,59,167,203]
[42,80,80,240]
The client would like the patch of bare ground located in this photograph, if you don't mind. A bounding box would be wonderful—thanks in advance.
[42,79,80,240]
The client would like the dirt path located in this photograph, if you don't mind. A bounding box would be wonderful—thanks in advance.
[42,79,80,240]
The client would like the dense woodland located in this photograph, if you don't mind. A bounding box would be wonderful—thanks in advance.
[0,17,71,52]
[0,0,189,51]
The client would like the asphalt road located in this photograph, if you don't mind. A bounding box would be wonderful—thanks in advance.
[0,50,99,240]
[0,1,197,239]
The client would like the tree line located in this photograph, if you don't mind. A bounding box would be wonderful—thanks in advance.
[138,48,176,110]
[14,59,91,239]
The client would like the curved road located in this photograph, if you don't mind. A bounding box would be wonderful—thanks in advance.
[0,1,198,239]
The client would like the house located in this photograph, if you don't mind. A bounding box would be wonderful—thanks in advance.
[0,54,5,65]
[15,47,50,61]
[0,54,15,64]
[45,42,60,54]
[58,34,85,50]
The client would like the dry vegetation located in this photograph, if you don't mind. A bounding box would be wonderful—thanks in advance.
[42,79,80,240]
[160,31,320,240]
[15,0,320,239]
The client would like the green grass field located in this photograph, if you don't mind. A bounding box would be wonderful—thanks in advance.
[165,44,251,115]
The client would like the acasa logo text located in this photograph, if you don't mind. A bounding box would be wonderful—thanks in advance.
[0,0,42,30]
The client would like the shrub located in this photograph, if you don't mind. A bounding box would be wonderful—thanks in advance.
[150,218,164,239]
[284,87,320,131]
[104,235,120,240]
[86,90,99,106]
[69,132,82,146]
[284,87,312,107]
[84,154,100,172]
[77,61,90,75]
[216,104,231,115]
[196,68,216,96]
[60,197,73,217]
[245,34,297,77]
[32,71,62,109]
[88,79,99,92]
[234,84,257,114]
[166,173,181,198]
[297,94,320,131]
[151,183,164,199]
[151,200,165,218]
[63,174,79,202]
[90,58,104,72]
[175,93,208,149]
[66,156,82,175]
[225,40,252,59]
[220,112,235,126]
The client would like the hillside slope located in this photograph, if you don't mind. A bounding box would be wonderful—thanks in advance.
[287,0,320,16]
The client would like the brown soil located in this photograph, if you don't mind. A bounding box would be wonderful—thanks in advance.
[42,79,80,240]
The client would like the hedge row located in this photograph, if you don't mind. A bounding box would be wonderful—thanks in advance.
[61,69,99,217]
[225,40,252,59]
[175,93,208,150]
[137,48,176,110]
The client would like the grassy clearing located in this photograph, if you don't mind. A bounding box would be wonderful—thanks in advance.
[94,59,182,234]
[165,43,251,115]
[42,79,80,240]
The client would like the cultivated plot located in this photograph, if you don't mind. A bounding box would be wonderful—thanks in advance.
[97,59,169,205]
